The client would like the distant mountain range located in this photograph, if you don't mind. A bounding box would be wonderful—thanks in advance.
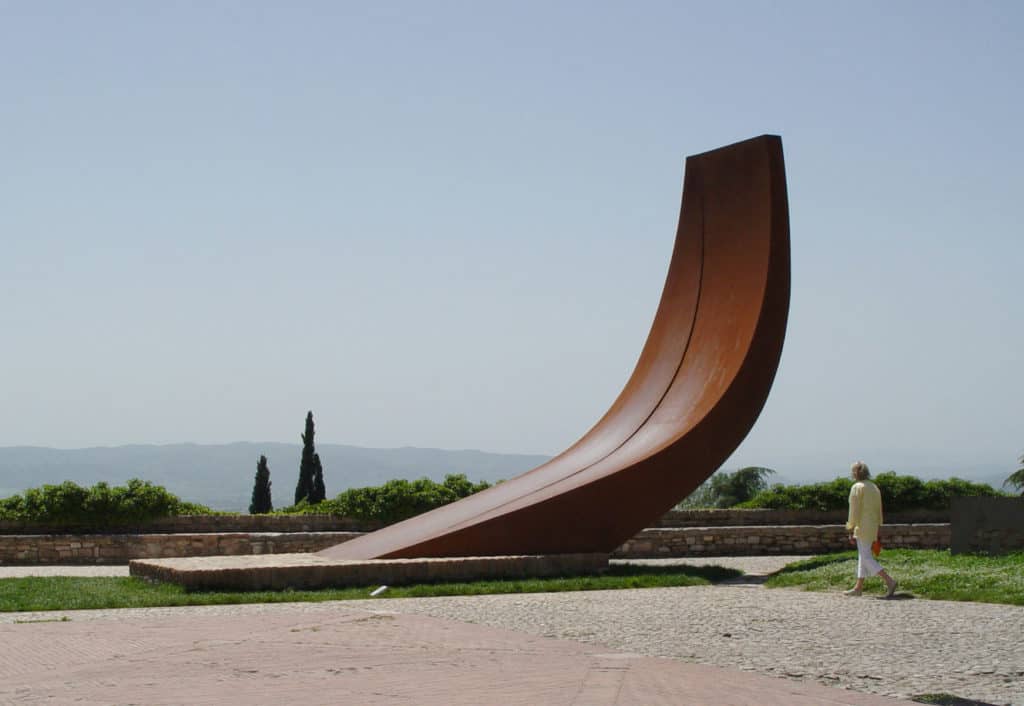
[0,443,552,512]
[0,444,1014,512]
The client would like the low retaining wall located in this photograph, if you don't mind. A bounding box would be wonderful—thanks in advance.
[0,532,360,564]
[0,524,951,565]
[613,524,951,558]
[951,496,1024,554]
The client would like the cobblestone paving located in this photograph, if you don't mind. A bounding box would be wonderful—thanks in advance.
[373,584,1024,706]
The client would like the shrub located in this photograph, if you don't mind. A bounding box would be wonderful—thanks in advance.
[709,466,775,507]
[0,479,210,527]
[893,474,1003,512]
[740,472,1006,512]
[738,477,853,511]
[1005,454,1024,495]
[675,478,717,509]
[278,473,492,524]
[677,468,776,509]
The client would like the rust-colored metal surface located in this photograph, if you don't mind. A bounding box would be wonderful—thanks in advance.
[319,134,790,560]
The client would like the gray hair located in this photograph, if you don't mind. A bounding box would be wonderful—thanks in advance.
[851,461,871,481]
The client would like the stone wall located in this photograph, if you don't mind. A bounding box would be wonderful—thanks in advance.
[614,524,950,558]
[0,532,360,564]
[951,496,1024,554]
[0,524,951,564]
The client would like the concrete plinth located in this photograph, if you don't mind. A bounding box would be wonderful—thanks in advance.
[129,552,609,590]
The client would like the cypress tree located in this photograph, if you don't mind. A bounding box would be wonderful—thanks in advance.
[310,452,326,504]
[249,455,273,514]
[295,411,317,504]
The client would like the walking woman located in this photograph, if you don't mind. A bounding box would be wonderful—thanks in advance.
[844,461,898,598]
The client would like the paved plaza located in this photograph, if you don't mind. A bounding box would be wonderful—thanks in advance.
[0,558,1020,705]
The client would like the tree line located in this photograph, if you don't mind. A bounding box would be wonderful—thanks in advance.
[2,459,1017,527]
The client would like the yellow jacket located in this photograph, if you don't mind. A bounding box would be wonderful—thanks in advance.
[846,480,883,542]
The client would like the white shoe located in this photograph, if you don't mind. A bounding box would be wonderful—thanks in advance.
[843,588,862,597]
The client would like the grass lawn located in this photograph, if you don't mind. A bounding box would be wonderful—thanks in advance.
[5,550,1021,613]
[765,549,1024,606]
[0,563,740,613]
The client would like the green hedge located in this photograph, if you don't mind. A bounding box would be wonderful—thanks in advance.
[0,479,211,527]
[738,472,1006,512]
[281,474,493,524]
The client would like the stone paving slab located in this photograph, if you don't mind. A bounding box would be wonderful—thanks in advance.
[0,602,916,705]
[129,552,609,590]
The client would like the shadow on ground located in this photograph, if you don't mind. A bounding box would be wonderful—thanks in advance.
[912,694,1003,706]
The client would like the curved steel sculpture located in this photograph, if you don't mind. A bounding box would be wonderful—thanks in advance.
[320,134,790,560]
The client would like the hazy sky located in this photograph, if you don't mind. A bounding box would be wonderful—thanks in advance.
[2,2,1021,480]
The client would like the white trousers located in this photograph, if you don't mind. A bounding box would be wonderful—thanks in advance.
[856,537,883,578]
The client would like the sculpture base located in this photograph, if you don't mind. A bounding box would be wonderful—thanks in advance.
[129,552,609,591]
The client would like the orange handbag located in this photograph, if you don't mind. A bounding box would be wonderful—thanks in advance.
[871,539,882,556]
